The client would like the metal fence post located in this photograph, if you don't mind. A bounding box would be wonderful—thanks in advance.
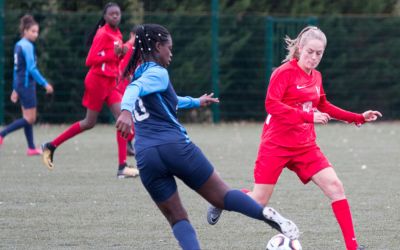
[211,0,220,123]
[0,0,4,125]
[265,16,274,87]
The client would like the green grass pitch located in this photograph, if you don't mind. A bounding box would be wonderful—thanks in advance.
[1,122,399,249]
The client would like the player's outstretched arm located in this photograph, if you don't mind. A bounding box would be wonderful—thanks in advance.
[362,110,382,122]
[177,93,219,109]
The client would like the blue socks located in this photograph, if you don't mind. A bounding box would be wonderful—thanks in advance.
[0,118,29,137]
[0,118,35,149]
[24,123,35,149]
[172,220,200,250]
[223,189,264,220]
[223,189,281,231]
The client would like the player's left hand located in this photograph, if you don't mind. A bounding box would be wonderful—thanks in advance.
[45,84,54,94]
[116,110,134,139]
[199,93,219,107]
[10,90,18,103]
[362,110,382,122]
[114,41,123,56]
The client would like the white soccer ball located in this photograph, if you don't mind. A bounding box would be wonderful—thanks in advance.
[266,234,302,250]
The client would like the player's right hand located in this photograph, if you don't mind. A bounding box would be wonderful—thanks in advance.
[116,110,133,139]
[313,111,331,125]
[10,90,18,103]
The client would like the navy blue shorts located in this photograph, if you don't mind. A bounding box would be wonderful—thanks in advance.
[16,85,37,109]
[136,142,214,203]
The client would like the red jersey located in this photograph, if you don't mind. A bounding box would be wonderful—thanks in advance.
[85,23,123,78]
[262,59,364,149]
[116,41,135,93]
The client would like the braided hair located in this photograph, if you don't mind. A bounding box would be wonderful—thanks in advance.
[86,2,120,47]
[124,24,170,79]
[283,26,327,63]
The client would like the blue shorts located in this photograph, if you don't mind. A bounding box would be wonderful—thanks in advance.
[136,142,214,203]
[16,85,37,109]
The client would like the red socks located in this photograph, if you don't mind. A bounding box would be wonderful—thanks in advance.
[127,124,135,142]
[52,122,82,147]
[51,122,130,168]
[117,130,127,165]
[51,122,130,167]
[332,199,358,250]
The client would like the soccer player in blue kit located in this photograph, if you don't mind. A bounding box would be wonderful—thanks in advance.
[0,15,53,155]
[116,24,299,250]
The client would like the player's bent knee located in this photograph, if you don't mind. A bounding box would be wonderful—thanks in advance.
[26,117,36,124]
[324,179,345,200]
[157,200,189,225]
[22,114,36,124]
[80,121,96,130]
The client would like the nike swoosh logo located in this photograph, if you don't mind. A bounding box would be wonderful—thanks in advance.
[296,85,307,89]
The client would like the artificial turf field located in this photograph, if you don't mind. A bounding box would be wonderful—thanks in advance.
[1,122,399,249]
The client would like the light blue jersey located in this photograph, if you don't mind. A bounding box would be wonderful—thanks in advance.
[121,62,200,154]
[13,38,48,89]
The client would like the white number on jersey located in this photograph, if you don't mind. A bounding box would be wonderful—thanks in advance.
[133,98,150,122]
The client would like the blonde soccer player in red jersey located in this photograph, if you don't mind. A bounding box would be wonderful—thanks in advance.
[207,26,381,250]
[42,2,138,178]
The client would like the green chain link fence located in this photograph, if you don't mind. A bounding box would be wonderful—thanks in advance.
[1,12,400,124]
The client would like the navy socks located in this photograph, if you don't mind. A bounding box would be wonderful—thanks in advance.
[223,189,264,220]
[23,123,35,149]
[0,118,35,149]
[0,118,29,137]
[172,220,200,250]
[223,189,281,231]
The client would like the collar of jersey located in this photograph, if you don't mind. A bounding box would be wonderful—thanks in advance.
[134,62,160,78]
[103,23,120,34]
[20,37,32,44]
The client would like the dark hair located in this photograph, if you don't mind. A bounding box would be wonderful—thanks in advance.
[86,2,120,47]
[19,14,38,37]
[124,24,170,78]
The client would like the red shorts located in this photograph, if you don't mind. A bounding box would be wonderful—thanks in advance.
[115,77,130,94]
[82,71,122,112]
[254,142,331,185]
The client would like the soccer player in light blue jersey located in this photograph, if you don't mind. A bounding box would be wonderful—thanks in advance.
[0,15,53,155]
[116,24,299,250]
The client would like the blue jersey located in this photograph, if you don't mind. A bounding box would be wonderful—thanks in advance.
[13,38,48,89]
[121,62,200,154]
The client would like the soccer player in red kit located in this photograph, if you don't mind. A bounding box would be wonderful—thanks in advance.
[42,2,138,178]
[116,31,136,156]
[207,26,381,250]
